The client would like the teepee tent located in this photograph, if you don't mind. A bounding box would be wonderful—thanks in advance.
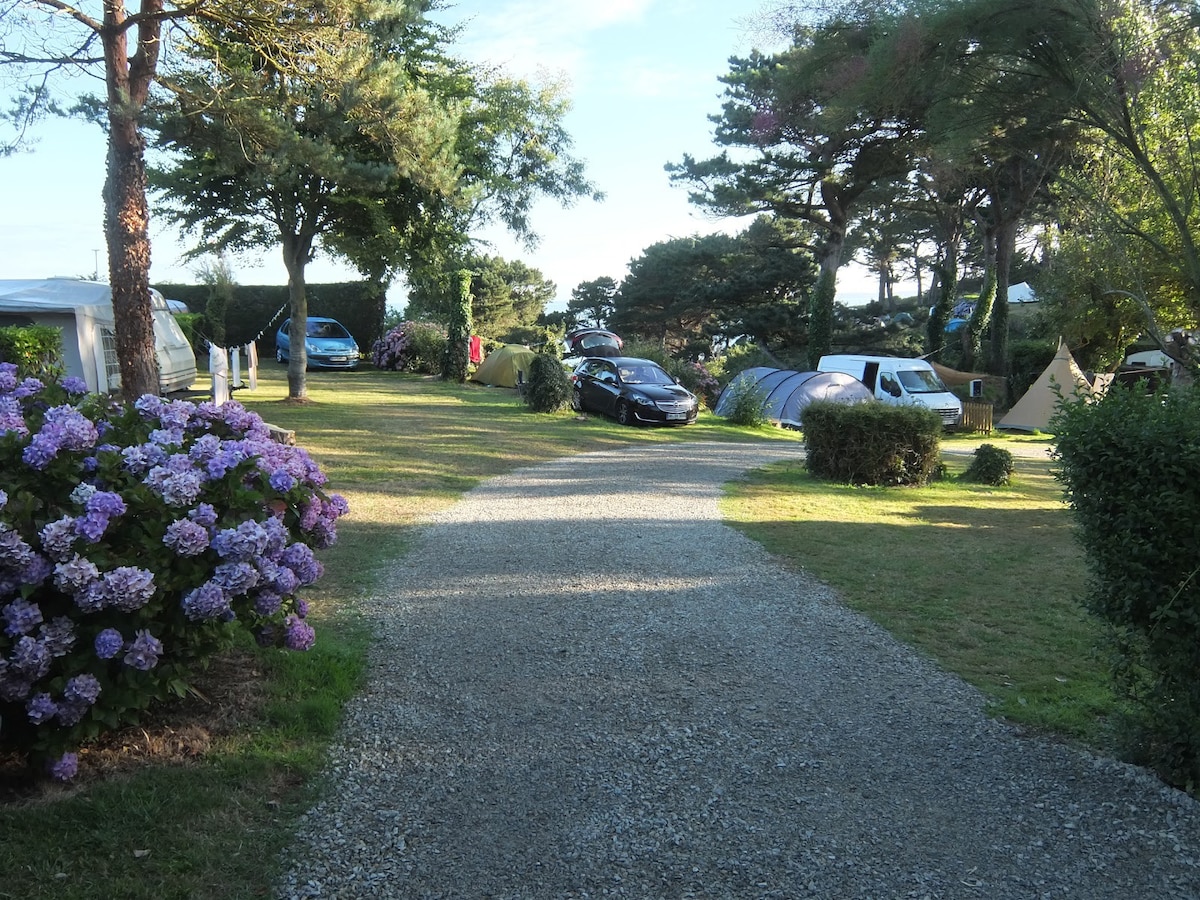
[470,344,537,388]
[715,368,872,428]
[998,337,1097,432]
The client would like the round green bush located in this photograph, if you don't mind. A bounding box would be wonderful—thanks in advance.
[524,352,573,413]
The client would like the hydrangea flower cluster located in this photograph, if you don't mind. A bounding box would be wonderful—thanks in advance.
[371,320,447,374]
[0,364,347,779]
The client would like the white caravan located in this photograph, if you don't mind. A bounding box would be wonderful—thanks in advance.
[0,278,197,394]
[816,354,963,426]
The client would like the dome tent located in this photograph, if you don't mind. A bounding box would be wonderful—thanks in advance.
[715,367,872,428]
[470,344,537,388]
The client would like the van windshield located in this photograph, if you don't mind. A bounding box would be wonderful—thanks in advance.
[898,369,948,394]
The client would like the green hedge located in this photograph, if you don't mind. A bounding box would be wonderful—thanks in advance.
[803,401,942,485]
[154,282,386,354]
[1054,384,1200,787]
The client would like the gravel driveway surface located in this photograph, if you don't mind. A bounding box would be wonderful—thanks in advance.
[279,441,1200,899]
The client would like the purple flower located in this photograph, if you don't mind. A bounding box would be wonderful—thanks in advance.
[253,590,283,616]
[0,488,7,510]
[11,636,51,679]
[284,614,316,651]
[49,752,78,782]
[54,554,100,594]
[188,503,219,528]
[19,553,53,588]
[211,521,270,561]
[164,518,210,556]
[61,376,89,395]
[95,628,124,660]
[0,396,28,437]
[0,526,35,570]
[3,598,44,636]
[38,617,75,657]
[212,561,259,596]
[64,673,102,706]
[26,692,58,724]
[0,361,17,392]
[280,543,321,584]
[13,376,45,399]
[181,582,230,621]
[269,469,297,492]
[86,491,127,518]
[102,566,156,612]
[124,629,163,670]
[39,517,78,560]
[74,511,111,543]
[295,599,309,618]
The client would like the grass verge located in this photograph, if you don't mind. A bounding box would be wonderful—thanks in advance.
[722,450,1115,744]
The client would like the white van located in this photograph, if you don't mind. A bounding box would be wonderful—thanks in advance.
[817,354,962,426]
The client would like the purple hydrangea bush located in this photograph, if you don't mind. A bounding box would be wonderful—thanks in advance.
[0,364,347,779]
[371,320,447,374]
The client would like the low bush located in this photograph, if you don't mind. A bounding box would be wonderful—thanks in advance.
[803,401,942,485]
[0,324,64,382]
[0,365,346,779]
[962,443,1015,485]
[723,375,771,428]
[524,352,573,413]
[1053,383,1200,788]
[371,321,447,374]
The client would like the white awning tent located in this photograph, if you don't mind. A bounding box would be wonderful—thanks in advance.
[0,278,196,394]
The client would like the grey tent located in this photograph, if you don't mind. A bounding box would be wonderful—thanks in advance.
[715,368,872,428]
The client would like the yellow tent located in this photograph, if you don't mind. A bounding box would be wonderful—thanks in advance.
[470,344,537,388]
[998,337,1097,432]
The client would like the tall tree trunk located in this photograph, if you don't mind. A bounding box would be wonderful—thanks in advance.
[926,239,959,361]
[103,1,162,400]
[966,223,998,371]
[987,218,1018,376]
[282,236,310,402]
[806,237,842,370]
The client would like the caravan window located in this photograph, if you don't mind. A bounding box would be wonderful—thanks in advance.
[898,369,947,394]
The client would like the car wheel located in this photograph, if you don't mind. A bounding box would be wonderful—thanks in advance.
[276,348,286,364]
[616,400,634,426]
[571,389,583,412]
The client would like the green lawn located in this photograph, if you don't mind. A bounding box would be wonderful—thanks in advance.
[0,366,1112,899]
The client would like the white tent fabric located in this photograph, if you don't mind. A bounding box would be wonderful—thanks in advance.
[998,337,1097,432]
[715,368,872,428]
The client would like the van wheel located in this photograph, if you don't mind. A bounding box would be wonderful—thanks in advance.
[616,401,634,426]
[276,349,286,364]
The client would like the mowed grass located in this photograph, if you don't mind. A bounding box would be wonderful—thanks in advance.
[722,451,1114,743]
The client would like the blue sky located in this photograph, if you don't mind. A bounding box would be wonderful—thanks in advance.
[0,1,879,309]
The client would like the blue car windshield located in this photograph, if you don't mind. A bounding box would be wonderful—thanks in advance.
[306,321,350,339]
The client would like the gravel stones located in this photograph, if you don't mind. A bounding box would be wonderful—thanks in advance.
[278,442,1200,899]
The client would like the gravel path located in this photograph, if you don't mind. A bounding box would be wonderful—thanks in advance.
[279,441,1200,899]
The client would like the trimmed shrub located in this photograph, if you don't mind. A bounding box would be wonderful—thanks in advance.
[804,401,942,485]
[1053,383,1200,787]
[962,443,1015,486]
[524,352,572,413]
[0,325,64,382]
[372,321,448,374]
[0,366,346,779]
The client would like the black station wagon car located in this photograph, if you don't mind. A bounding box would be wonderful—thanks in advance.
[571,356,699,426]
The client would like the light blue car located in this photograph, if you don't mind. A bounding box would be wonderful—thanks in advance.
[275,317,359,370]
